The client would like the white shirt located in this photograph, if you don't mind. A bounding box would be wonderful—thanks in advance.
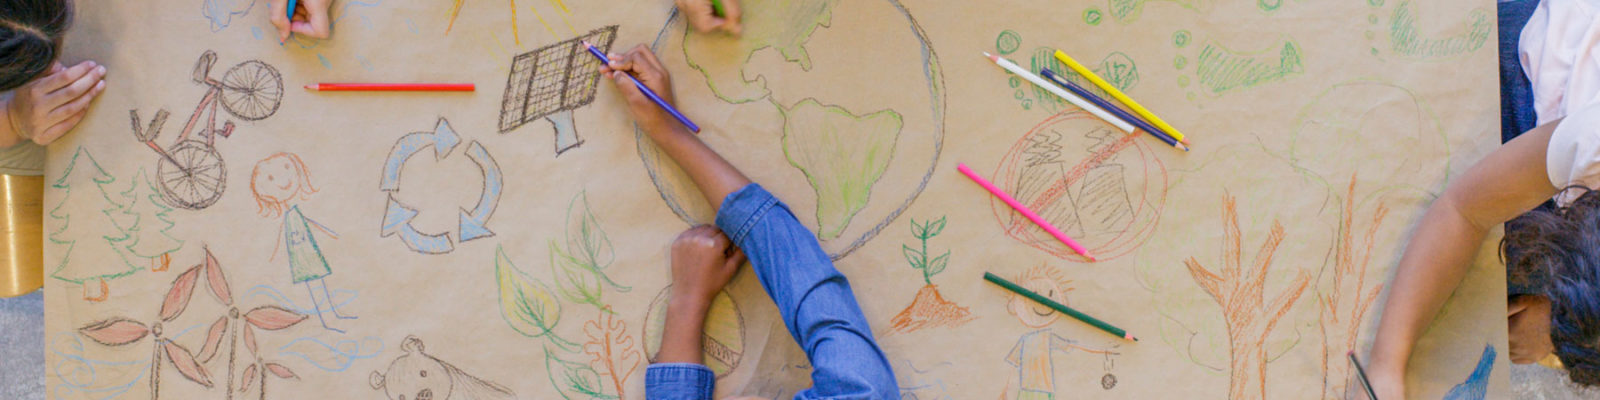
[1522,0,1600,204]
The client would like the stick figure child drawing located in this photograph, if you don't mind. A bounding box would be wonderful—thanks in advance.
[1002,265,1116,400]
[251,152,354,332]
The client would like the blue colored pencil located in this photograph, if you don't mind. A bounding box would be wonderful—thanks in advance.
[283,0,298,42]
[582,41,702,133]
[1041,68,1186,151]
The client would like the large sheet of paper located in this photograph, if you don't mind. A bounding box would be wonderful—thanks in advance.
[45,0,1506,398]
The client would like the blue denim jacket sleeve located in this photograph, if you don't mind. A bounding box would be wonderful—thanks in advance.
[646,363,716,400]
[715,183,899,399]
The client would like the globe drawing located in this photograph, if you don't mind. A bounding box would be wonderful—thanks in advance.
[636,0,945,259]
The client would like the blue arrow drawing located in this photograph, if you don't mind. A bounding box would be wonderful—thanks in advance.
[380,117,461,191]
[459,140,501,242]
[380,195,453,254]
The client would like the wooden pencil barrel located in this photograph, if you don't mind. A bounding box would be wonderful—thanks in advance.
[0,174,43,297]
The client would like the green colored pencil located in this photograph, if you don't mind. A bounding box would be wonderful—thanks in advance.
[710,0,726,16]
[984,272,1138,341]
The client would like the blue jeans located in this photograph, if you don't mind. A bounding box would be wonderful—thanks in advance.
[646,184,899,400]
[1500,0,1539,143]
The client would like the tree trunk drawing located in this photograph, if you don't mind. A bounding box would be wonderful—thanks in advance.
[1184,194,1312,400]
[1319,175,1388,399]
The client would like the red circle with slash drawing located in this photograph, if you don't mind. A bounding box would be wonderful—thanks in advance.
[989,111,1169,263]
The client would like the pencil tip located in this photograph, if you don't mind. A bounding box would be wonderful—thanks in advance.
[1178,143,1190,152]
[303,84,314,90]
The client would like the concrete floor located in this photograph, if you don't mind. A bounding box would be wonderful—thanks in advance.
[1513,362,1600,399]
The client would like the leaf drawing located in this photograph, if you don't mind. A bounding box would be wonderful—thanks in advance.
[546,346,614,400]
[551,191,630,310]
[583,311,642,399]
[497,245,577,351]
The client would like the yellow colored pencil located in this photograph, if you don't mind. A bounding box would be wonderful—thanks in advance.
[1054,50,1189,144]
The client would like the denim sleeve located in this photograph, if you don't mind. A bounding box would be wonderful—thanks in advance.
[646,363,716,400]
[714,183,899,400]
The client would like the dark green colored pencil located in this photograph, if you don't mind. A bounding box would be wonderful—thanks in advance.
[984,272,1138,341]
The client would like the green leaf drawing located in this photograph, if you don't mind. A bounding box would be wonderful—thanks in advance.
[552,241,606,310]
[551,191,631,312]
[496,245,576,352]
[927,251,950,278]
[904,215,951,285]
[545,346,616,400]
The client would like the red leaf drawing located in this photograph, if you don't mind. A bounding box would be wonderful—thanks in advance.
[196,316,228,363]
[77,318,149,346]
[582,311,640,399]
[244,324,258,356]
[161,266,202,322]
[245,305,307,330]
[162,340,213,387]
[239,363,258,393]
[203,248,232,306]
[265,363,298,379]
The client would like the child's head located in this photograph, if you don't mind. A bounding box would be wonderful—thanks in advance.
[1007,264,1074,328]
[1504,188,1600,385]
[250,152,317,218]
[0,0,73,91]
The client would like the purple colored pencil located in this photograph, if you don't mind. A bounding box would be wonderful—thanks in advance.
[1041,68,1186,151]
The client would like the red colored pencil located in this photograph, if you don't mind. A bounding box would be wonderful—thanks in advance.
[303,83,475,92]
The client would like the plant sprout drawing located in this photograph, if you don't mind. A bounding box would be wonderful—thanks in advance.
[888,216,973,335]
[1183,194,1311,400]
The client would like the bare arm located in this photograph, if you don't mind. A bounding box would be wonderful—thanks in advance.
[600,45,751,212]
[1367,120,1562,398]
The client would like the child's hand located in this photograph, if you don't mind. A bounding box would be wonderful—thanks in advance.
[4,61,106,146]
[270,0,332,42]
[599,45,683,135]
[675,0,742,35]
[669,225,746,306]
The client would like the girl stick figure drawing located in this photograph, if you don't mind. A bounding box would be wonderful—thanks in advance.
[251,152,355,332]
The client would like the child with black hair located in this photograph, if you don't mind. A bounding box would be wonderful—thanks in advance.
[1369,0,1600,396]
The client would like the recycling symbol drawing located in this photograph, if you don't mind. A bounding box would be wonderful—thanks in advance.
[379,118,502,254]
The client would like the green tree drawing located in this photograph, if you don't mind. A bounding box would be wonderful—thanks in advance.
[119,168,184,272]
[49,147,137,301]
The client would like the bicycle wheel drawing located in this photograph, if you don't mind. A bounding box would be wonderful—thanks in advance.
[218,60,283,121]
[156,141,226,210]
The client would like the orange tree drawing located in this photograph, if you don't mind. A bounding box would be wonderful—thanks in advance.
[1318,175,1389,399]
[1183,194,1311,400]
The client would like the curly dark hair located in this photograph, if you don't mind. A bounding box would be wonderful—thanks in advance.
[0,0,73,92]
[1504,187,1600,385]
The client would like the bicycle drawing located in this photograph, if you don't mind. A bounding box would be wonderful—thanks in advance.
[130,50,283,210]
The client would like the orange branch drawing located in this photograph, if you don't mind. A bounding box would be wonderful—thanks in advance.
[583,309,641,399]
[1184,193,1311,400]
[1319,174,1389,398]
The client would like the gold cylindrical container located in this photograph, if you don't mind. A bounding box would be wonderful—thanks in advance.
[1,174,44,297]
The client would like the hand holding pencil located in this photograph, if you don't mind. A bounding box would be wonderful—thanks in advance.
[598,44,697,134]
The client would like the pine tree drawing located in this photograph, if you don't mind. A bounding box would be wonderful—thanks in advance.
[50,147,138,302]
[120,168,183,272]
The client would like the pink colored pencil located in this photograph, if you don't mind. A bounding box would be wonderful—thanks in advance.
[957,163,1097,261]
[303,83,475,92]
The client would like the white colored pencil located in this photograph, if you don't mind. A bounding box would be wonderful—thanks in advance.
[983,52,1135,133]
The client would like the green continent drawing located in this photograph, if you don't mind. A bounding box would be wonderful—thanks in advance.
[1388,2,1489,60]
[683,0,837,103]
[780,99,903,240]
[1194,37,1302,95]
